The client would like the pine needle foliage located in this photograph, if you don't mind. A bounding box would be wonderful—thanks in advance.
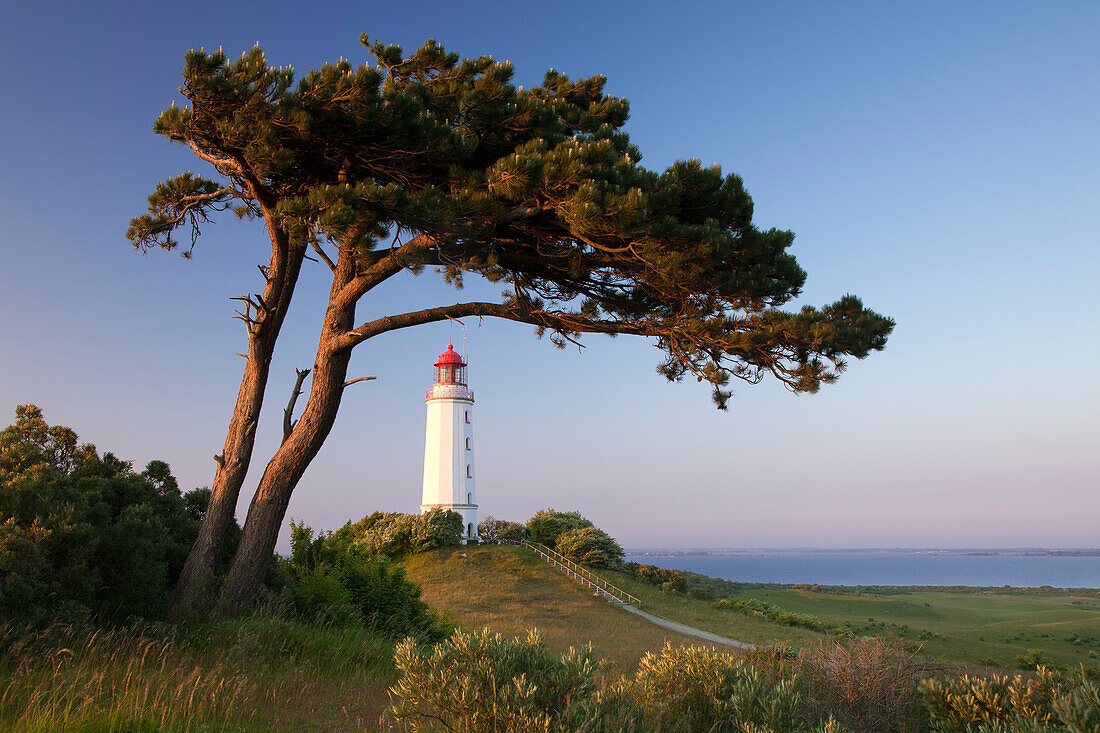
[130,34,893,408]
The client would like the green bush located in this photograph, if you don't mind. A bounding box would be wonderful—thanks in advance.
[389,628,601,731]
[622,644,820,731]
[554,526,624,569]
[336,508,462,557]
[0,405,212,623]
[626,562,687,593]
[689,585,716,601]
[1015,647,1052,670]
[476,515,525,544]
[389,634,851,732]
[525,508,592,548]
[712,597,836,633]
[921,666,1100,731]
[279,521,442,640]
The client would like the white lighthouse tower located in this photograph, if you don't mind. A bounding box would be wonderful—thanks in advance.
[421,343,478,543]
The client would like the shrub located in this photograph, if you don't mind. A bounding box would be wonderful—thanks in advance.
[628,563,687,593]
[0,405,214,623]
[689,585,716,601]
[388,633,851,732]
[555,526,624,569]
[795,637,931,732]
[1015,647,1052,670]
[622,644,815,731]
[477,515,525,544]
[337,508,462,557]
[711,596,837,633]
[525,508,592,548]
[388,628,602,731]
[280,521,442,639]
[921,666,1100,731]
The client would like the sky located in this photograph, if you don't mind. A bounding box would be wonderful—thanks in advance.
[1,1,1097,550]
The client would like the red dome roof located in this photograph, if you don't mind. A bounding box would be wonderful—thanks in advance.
[434,343,466,367]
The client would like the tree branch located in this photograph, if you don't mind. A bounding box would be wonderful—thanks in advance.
[311,240,337,273]
[338,301,646,351]
[282,368,311,444]
[344,376,377,387]
[187,140,245,175]
[335,233,440,308]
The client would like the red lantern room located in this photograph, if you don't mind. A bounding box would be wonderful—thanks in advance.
[433,343,467,386]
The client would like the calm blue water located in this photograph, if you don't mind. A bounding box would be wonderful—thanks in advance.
[623,551,1100,588]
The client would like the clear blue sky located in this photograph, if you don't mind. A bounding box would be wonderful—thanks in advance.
[1,1,1097,550]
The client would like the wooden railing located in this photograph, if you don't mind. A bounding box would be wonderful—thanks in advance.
[501,539,641,608]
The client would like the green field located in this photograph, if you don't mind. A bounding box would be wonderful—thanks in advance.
[588,564,1100,671]
[402,546,1100,672]
[730,585,1100,669]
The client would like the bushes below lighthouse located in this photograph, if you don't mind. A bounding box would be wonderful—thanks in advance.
[336,508,464,558]
[526,508,593,548]
[280,520,444,639]
[556,527,626,570]
[522,509,626,571]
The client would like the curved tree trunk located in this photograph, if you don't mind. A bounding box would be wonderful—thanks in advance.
[217,262,357,613]
[168,240,305,619]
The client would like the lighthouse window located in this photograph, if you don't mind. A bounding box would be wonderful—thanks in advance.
[467,492,472,504]
[464,411,469,423]
[466,465,471,478]
[465,437,470,450]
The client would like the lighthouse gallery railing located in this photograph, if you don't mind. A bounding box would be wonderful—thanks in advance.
[502,539,642,608]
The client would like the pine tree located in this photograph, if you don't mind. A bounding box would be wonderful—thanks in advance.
[130,36,894,613]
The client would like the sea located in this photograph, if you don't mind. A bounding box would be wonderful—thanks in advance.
[622,549,1100,588]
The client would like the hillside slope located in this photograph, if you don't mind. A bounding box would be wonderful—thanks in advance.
[401,545,737,670]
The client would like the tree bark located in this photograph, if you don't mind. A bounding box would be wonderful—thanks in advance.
[167,235,305,619]
[216,252,358,613]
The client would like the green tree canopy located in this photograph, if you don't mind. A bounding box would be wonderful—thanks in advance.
[131,35,894,613]
[0,405,212,623]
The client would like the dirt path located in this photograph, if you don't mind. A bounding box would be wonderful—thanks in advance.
[621,604,756,650]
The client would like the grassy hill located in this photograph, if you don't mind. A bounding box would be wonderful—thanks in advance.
[401,545,737,671]
[404,545,1100,673]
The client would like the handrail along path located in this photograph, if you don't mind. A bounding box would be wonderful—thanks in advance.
[501,539,642,607]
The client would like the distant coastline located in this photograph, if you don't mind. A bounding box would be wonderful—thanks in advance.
[621,549,1100,588]
[626,548,1100,558]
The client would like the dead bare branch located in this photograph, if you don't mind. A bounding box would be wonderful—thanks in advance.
[282,368,311,444]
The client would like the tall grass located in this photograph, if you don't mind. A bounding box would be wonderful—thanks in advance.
[0,602,402,731]
[0,622,248,731]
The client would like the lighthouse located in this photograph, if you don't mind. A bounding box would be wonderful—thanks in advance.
[421,343,478,543]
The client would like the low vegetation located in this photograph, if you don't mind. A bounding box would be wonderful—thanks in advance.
[333,508,464,558]
[3,409,1098,728]
[0,405,234,624]
[279,520,446,640]
[922,666,1100,731]
[476,515,524,544]
[0,610,398,731]
[713,597,839,633]
[387,630,937,732]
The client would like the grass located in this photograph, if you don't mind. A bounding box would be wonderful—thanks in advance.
[5,545,1096,729]
[714,585,1100,669]
[404,546,1100,673]
[399,545,734,671]
[0,607,399,732]
[579,563,1100,671]
[596,567,828,647]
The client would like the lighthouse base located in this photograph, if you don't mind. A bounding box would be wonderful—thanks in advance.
[421,503,479,545]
